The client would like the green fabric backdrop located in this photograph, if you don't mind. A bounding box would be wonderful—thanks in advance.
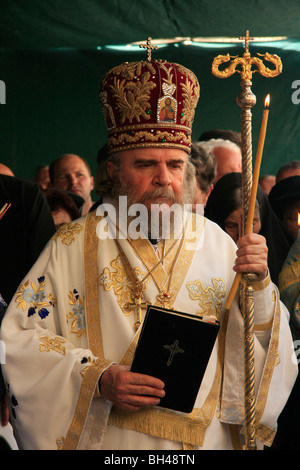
[1,0,300,47]
[0,0,300,181]
[1,40,300,180]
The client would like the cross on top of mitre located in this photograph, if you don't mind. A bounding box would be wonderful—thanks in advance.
[139,37,158,61]
[239,30,255,53]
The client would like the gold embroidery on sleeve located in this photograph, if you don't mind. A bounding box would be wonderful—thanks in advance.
[186,277,226,321]
[52,222,83,245]
[80,356,96,378]
[39,336,66,355]
[252,273,271,291]
[15,277,56,319]
[56,436,65,450]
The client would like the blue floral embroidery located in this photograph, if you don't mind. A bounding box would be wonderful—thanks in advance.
[67,289,86,338]
[15,277,56,319]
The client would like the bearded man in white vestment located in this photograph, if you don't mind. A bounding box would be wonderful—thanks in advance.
[1,52,297,451]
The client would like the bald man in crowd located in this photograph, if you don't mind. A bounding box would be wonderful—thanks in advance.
[198,139,242,183]
[49,154,94,215]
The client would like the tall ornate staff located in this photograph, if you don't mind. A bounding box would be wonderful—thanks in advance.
[212,31,282,450]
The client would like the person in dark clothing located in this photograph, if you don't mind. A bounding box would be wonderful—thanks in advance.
[0,174,55,448]
[0,175,56,307]
[205,172,294,286]
[269,175,300,240]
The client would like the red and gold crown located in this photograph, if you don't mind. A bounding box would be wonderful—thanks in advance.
[99,38,200,155]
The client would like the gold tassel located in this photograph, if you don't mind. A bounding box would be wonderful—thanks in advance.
[109,406,208,447]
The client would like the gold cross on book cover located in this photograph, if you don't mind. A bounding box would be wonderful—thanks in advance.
[131,305,219,413]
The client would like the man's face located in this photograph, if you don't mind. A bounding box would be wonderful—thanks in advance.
[108,148,190,209]
[282,199,300,239]
[53,155,94,202]
[224,206,261,243]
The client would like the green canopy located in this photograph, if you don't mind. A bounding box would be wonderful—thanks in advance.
[0,0,300,180]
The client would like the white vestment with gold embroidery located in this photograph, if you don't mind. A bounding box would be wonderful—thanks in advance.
[1,209,297,450]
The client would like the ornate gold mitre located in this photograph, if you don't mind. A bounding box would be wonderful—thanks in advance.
[99,37,200,155]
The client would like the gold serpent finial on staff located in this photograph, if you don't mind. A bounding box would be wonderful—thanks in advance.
[211,30,283,452]
[212,30,282,81]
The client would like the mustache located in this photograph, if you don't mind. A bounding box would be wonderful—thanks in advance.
[138,187,178,205]
[116,182,179,208]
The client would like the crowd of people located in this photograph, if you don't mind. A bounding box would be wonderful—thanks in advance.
[0,53,299,451]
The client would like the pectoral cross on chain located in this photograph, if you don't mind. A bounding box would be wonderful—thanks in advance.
[124,281,149,330]
[164,339,184,366]
[139,37,158,62]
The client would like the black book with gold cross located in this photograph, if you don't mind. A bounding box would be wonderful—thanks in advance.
[130,305,220,413]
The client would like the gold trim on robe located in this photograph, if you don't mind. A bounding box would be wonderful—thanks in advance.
[62,210,284,449]
[99,210,226,447]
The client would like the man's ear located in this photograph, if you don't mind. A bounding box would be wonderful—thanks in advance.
[107,161,118,181]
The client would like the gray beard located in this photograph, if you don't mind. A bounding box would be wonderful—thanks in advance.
[113,180,194,240]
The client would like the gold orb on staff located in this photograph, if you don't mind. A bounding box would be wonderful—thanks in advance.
[212,30,282,451]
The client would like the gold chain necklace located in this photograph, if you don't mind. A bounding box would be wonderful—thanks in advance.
[114,234,185,329]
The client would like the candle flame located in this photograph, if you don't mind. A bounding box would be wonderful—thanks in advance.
[298,212,300,226]
[265,94,270,107]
